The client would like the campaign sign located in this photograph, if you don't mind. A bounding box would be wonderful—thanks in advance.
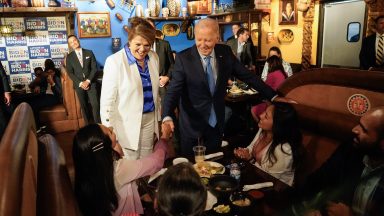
[29,45,51,59]
[6,46,29,61]
[9,60,31,75]
[27,31,50,46]
[5,18,25,33]
[50,44,68,58]
[0,47,7,61]
[5,33,27,47]
[25,17,48,31]
[29,58,46,72]
[52,58,64,69]
[48,31,67,44]
[0,37,5,47]
[10,74,32,84]
[47,17,67,31]
[1,61,10,75]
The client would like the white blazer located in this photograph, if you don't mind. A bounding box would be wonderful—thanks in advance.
[100,49,160,151]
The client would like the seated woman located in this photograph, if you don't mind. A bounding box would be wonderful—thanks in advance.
[251,55,288,121]
[157,162,207,216]
[261,46,292,81]
[72,123,172,216]
[234,102,303,186]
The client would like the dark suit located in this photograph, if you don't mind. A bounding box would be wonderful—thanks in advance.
[226,38,254,67]
[359,34,384,70]
[154,39,175,99]
[0,61,11,138]
[162,44,276,156]
[66,48,100,123]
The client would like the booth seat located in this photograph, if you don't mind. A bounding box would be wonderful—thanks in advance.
[0,103,81,216]
[278,68,384,186]
[39,67,85,134]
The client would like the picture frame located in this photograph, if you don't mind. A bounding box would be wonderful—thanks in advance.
[279,0,298,25]
[77,12,111,38]
[196,0,212,15]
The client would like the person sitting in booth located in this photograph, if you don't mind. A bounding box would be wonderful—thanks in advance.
[234,102,303,186]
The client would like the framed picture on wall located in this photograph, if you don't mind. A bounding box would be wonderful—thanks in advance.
[196,0,212,15]
[77,12,111,38]
[279,0,298,25]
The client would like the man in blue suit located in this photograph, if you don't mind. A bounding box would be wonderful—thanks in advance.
[359,15,384,70]
[161,18,285,156]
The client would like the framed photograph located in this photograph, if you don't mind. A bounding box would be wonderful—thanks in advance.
[196,0,212,15]
[77,12,111,38]
[279,0,298,25]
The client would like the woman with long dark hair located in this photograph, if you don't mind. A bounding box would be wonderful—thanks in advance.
[72,123,172,216]
[235,102,303,186]
[261,46,292,81]
[157,163,207,216]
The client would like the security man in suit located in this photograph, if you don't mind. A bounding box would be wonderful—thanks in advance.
[226,27,255,70]
[0,61,12,138]
[66,35,100,124]
[359,15,384,70]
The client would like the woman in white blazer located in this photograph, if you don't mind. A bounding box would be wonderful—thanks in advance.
[234,102,303,186]
[101,18,160,159]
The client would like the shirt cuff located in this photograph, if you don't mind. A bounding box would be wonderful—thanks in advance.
[79,81,83,87]
[271,95,278,102]
[86,79,90,83]
[162,116,173,123]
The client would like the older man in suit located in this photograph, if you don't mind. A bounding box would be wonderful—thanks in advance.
[0,61,12,138]
[161,18,286,156]
[66,35,100,123]
[359,15,384,70]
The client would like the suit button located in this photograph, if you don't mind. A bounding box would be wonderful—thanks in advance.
[106,119,109,122]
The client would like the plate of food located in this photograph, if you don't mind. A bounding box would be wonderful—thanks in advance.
[194,161,225,178]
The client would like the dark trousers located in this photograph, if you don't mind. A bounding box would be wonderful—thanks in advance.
[0,102,13,139]
[75,83,100,124]
[28,94,61,127]
[179,124,222,157]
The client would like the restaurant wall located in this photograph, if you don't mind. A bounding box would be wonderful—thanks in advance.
[75,0,196,69]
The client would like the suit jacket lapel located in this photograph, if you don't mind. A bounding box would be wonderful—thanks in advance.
[214,46,224,95]
[155,40,160,55]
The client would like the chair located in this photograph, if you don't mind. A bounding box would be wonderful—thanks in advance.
[39,66,85,134]
[278,68,384,185]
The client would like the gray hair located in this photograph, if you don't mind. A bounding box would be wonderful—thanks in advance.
[195,18,219,36]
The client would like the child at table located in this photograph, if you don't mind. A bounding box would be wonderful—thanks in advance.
[234,102,303,186]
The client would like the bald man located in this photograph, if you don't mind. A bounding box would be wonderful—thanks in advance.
[161,18,281,156]
[294,106,384,216]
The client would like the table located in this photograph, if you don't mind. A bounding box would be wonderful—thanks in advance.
[143,146,294,216]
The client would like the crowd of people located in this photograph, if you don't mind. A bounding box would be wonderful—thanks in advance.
[0,15,383,216]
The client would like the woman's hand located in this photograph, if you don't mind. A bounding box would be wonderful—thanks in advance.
[234,148,251,160]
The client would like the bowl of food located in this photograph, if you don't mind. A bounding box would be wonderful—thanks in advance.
[208,175,239,202]
[230,191,253,215]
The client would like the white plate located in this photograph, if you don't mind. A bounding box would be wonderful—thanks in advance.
[193,161,225,178]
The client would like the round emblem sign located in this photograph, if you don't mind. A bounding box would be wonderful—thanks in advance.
[347,94,370,116]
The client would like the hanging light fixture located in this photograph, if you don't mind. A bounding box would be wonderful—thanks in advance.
[0,7,14,36]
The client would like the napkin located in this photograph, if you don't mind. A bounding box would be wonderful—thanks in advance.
[204,152,224,160]
[148,168,167,183]
[243,182,274,191]
[205,191,217,210]
[243,88,258,95]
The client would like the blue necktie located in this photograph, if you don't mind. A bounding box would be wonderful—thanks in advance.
[204,56,217,127]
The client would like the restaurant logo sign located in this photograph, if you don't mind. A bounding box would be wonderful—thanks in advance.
[25,17,48,31]
[9,60,31,74]
[5,34,27,47]
[28,45,51,59]
[347,94,370,116]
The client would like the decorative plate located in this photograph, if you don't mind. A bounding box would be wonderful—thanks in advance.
[278,29,294,43]
[162,23,180,37]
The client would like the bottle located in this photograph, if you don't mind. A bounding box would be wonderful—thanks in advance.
[230,163,241,182]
